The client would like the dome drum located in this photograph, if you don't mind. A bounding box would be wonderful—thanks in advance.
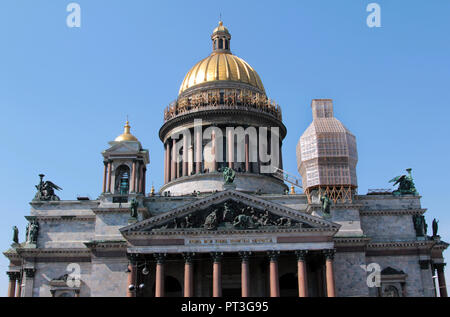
[160,171,287,196]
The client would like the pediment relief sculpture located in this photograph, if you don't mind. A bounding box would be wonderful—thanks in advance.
[151,200,311,232]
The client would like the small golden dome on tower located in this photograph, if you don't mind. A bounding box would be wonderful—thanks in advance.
[212,21,230,34]
[115,121,139,142]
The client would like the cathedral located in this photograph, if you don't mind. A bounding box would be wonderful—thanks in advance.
[4,22,448,297]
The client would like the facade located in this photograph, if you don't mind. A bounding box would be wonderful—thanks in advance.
[4,22,448,298]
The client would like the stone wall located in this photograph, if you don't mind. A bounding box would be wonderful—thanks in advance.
[334,252,368,297]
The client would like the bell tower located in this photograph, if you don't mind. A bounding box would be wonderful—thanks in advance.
[101,121,150,202]
[296,99,358,204]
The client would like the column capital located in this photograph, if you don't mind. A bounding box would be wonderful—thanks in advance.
[295,250,308,261]
[127,253,140,265]
[211,252,223,263]
[239,251,252,262]
[154,253,167,264]
[267,251,280,262]
[434,263,447,270]
[24,268,36,278]
[323,249,336,260]
[183,252,196,263]
[6,271,20,281]
[419,260,431,270]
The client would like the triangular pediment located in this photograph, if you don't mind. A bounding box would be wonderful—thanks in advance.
[104,141,141,154]
[121,190,339,235]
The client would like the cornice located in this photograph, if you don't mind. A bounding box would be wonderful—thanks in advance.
[126,226,338,237]
[367,240,435,249]
[84,240,128,250]
[359,208,426,216]
[92,207,148,214]
[26,215,96,221]
[15,248,91,258]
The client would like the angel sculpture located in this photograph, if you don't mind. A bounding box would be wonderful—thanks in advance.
[432,219,439,237]
[12,226,19,244]
[222,167,236,185]
[389,168,418,196]
[33,174,62,201]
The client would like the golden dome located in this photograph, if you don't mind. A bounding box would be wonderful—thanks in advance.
[212,21,230,34]
[178,21,265,95]
[115,121,139,142]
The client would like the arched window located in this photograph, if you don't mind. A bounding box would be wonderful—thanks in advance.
[115,165,130,195]
[218,39,223,49]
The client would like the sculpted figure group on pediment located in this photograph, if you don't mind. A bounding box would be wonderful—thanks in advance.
[153,200,307,231]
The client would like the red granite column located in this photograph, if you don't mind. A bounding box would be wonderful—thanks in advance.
[7,272,17,297]
[212,252,223,297]
[240,252,251,297]
[155,254,166,297]
[139,164,145,194]
[436,263,448,297]
[324,249,336,297]
[15,275,22,298]
[183,253,194,297]
[107,161,112,193]
[126,260,136,297]
[295,250,308,297]
[102,161,107,193]
[137,163,141,194]
[268,251,280,297]
[130,161,136,193]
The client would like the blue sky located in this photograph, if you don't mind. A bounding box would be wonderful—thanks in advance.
[1,0,449,296]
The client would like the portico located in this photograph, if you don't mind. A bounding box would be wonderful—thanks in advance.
[120,189,339,297]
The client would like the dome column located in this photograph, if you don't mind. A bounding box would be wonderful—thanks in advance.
[211,130,217,172]
[171,138,176,181]
[164,141,170,183]
[227,129,234,169]
[195,127,202,174]
[245,134,250,172]
[183,135,189,177]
